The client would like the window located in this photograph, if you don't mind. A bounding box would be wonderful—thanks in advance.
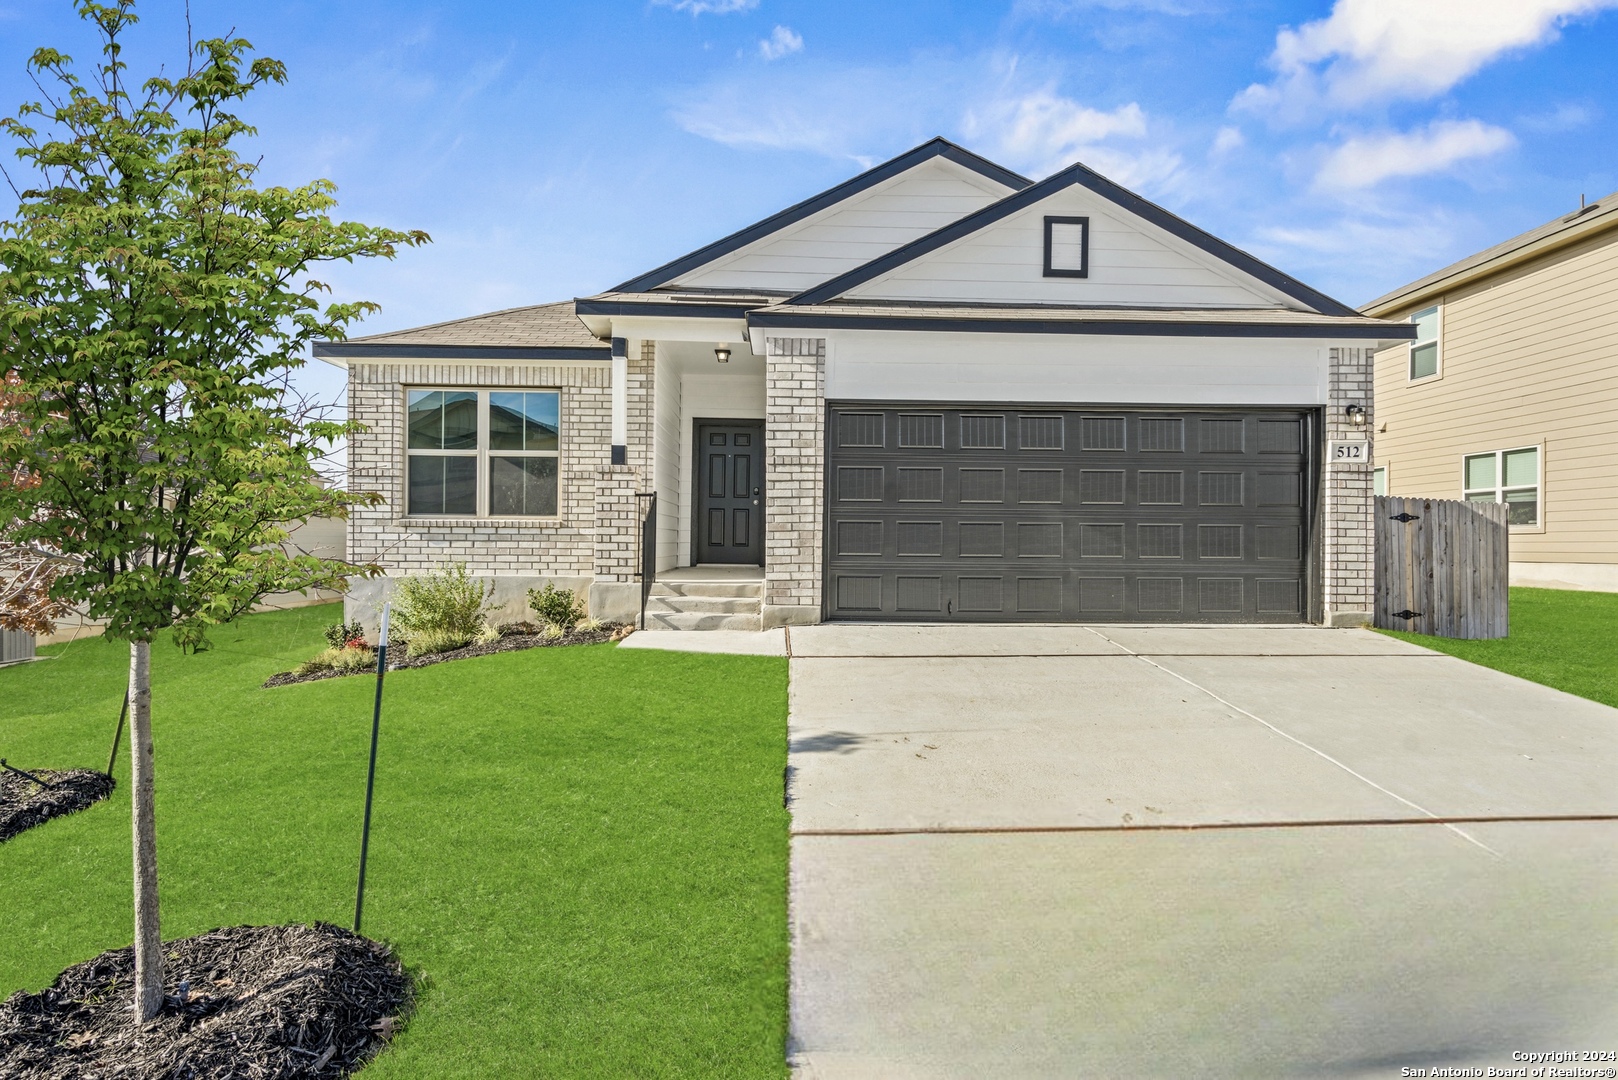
[1409,305,1440,380]
[407,389,560,517]
[1043,216,1089,278]
[1462,446,1539,526]
[1373,466,1387,496]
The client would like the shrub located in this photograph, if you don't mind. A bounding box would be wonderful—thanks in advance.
[528,583,586,631]
[324,619,368,650]
[405,627,475,658]
[394,564,491,642]
[296,646,375,676]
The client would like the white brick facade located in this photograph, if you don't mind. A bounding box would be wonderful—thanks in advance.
[762,337,827,627]
[1325,346,1375,625]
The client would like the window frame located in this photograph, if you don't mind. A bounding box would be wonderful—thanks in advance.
[404,387,563,520]
[1042,215,1090,279]
[1372,464,1388,497]
[1460,443,1542,530]
[1407,303,1442,383]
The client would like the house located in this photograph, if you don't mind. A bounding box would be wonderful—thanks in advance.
[1363,192,1618,592]
[313,138,1413,630]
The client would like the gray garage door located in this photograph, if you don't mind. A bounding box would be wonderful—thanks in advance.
[824,404,1315,623]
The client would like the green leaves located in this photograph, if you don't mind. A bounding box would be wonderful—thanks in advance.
[0,0,423,643]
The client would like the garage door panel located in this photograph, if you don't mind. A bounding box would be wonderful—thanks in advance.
[826,405,1312,623]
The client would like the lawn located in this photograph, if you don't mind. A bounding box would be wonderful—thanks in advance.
[0,603,790,1078]
[1378,586,1618,708]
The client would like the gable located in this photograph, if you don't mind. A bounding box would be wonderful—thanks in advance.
[670,157,1016,294]
[789,160,1360,317]
[835,184,1294,309]
[612,139,1028,295]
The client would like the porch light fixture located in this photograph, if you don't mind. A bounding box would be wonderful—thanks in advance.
[714,346,731,364]
[1345,404,1367,426]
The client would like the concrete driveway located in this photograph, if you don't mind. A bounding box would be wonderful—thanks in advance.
[785,624,1618,1079]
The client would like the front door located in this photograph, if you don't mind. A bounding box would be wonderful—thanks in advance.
[696,421,764,565]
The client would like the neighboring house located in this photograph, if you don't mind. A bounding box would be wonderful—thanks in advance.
[314,137,1412,630]
[1363,192,1618,592]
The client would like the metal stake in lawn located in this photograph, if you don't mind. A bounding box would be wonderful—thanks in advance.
[354,603,391,936]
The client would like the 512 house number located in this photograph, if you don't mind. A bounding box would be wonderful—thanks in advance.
[1329,440,1369,463]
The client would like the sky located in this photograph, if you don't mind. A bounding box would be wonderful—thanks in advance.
[0,0,1614,410]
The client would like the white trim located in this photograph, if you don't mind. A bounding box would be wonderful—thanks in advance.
[1406,302,1442,383]
[1460,442,1542,531]
[403,387,563,520]
[1372,463,1389,497]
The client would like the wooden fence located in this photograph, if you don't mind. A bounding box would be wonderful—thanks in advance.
[1373,495,1508,639]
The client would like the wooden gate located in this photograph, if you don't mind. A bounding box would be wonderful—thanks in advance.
[1374,495,1508,639]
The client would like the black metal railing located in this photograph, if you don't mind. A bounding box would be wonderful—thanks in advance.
[635,492,657,629]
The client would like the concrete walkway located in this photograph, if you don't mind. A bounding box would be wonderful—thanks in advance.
[787,624,1618,1078]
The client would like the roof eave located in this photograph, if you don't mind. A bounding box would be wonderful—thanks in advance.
[310,342,612,362]
[1363,203,1618,316]
[746,308,1416,341]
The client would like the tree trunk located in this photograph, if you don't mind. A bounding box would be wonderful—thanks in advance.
[129,639,163,1021]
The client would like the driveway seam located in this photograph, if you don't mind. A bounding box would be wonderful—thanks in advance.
[1082,626,1503,858]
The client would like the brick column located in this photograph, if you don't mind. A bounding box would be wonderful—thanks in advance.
[590,464,642,622]
[763,337,826,628]
[628,340,655,477]
[1324,346,1374,626]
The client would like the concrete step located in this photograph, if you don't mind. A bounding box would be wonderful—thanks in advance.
[643,610,763,632]
[651,581,762,599]
[643,595,760,616]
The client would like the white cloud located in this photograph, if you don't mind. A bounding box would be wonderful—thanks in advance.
[1313,119,1516,191]
[672,61,944,164]
[759,26,804,61]
[654,0,758,14]
[962,87,1161,180]
[1013,0,1215,15]
[1211,125,1244,155]
[673,56,1187,194]
[1519,101,1597,133]
[1236,0,1618,117]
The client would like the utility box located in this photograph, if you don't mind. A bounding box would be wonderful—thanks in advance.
[0,627,37,664]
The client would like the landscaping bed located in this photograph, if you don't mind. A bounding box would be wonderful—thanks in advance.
[0,768,114,843]
[262,622,632,688]
[0,922,410,1080]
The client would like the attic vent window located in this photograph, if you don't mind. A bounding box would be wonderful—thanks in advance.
[1043,216,1090,278]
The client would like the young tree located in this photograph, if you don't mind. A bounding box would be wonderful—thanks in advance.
[0,2,426,1020]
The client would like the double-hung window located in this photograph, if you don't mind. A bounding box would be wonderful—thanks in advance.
[407,389,560,517]
[1409,305,1440,380]
[1462,446,1539,526]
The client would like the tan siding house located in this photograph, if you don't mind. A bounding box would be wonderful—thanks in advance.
[1365,194,1618,591]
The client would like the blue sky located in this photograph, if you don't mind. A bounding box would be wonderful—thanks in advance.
[1,0,1615,406]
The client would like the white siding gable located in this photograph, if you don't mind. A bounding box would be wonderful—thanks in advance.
[672,157,1013,293]
[841,184,1300,309]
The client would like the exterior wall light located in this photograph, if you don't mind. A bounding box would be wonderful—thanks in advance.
[714,346,731,363]
[1345,404,1367,426]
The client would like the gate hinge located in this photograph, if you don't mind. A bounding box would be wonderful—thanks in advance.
[1390,609,1424,620]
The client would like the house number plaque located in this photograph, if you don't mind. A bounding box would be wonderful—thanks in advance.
[1328,440,1369,464]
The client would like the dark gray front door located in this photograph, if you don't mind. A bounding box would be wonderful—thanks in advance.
[696,421,764,565]
[824,404,1314,623]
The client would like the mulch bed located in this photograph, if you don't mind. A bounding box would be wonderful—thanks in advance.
[0,922,411,1079]
[262,622,632,689]
[0,768,115,843]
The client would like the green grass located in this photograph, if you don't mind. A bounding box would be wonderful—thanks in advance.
[0,604,790,1077]
[1378,586,1618,708]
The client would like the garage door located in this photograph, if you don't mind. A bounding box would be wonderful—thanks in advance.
[824,405,1315,623]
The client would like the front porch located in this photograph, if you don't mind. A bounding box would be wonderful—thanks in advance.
[642,564,764,631]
